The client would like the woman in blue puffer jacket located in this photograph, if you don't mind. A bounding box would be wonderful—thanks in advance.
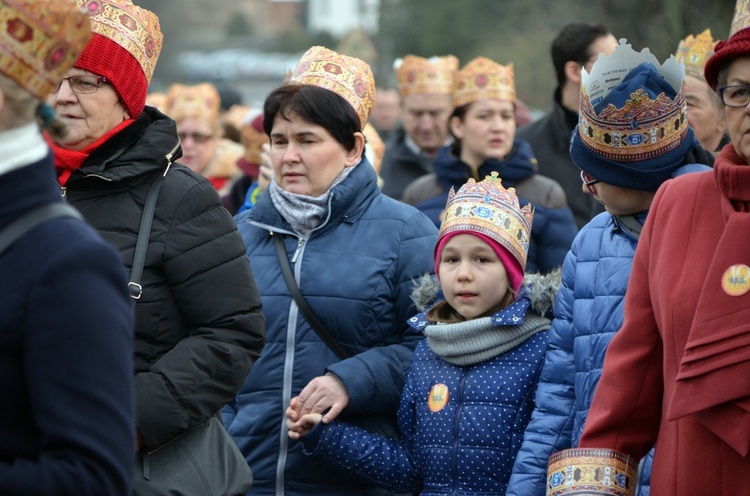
[221,46,437,496]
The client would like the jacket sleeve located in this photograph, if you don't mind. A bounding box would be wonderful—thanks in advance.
[531,204,578,274]
[135,174,265,449]
[0,223,135,496]
[300,360,422,492]
[327,210,437,415]
[507,243,579,496]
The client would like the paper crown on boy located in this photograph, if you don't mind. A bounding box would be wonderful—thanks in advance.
[1,0,91,100]
[394,54,459,97]
[289,46,375,129]
[165,83,221,124]
[675,29,717,81]
[705,0,750,89]
[73,0,162,118]
[570,39,695,192]
[453,57,516,107]
[436,171,534,293]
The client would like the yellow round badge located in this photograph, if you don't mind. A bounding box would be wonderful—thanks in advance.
[722,264,750,296]
[427,383,449,413]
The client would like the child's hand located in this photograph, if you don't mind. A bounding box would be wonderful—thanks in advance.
[286,398,322,439]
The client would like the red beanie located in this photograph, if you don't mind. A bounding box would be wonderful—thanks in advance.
[75,33,147,118]
[434,231,525,293]
[705,28,750,90]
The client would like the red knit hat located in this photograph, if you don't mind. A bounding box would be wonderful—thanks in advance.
[74,0,163,117]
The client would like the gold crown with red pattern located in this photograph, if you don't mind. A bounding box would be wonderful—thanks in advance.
[165,83,221,124]
[76,0,162,84]
[0,0,91,99]
[453,57,515,107]
[731,0,750,38]
[675,29,716,81]
[289,46,375,128]
[394,54,459,97]
[439,171,534,271]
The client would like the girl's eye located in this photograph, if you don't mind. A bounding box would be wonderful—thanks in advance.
[444,257,459,264]
[476,257,490,263]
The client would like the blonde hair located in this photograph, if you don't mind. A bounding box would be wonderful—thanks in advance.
[0,75,68,138]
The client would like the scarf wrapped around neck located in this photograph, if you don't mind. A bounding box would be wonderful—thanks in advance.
[667,144,750,456]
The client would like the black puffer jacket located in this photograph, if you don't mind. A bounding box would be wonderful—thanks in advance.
[62,107,265,450]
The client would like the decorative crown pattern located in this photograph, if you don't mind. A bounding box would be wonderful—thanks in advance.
[675,29,716,81]
[0,0,91,99]
[439,172,534,271]
[453,57,515,107]
[289,46,375,128]
[730,0,750,38]
[76,0,162,84]
[165,83,221,123]
[394,54,459,97]
[579,39,688,163]
[547,448,638,496]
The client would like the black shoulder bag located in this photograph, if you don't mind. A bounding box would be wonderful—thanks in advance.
[272,232,352,360]
[0,203,83,256]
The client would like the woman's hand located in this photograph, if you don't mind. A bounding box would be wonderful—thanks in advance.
[286,397,323,439]
[291,373,350,424]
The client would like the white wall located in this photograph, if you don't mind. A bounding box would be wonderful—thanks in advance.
[307,0,380,36]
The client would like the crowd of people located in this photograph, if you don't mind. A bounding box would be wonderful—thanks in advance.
[1,0,748,495]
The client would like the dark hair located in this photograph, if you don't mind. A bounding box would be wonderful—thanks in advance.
[448,101,516,157]
[263,84,361,151]
[426,290,515,324]
[552,22,612,87]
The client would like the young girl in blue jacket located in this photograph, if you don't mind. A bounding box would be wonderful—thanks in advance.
[286,171,559,495]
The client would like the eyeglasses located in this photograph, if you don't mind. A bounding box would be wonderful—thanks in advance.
[719,85,750,108]
[52,75,110,94]
[177,132,214,144]
[580,170,600,194]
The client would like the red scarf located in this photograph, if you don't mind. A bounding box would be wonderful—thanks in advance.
[47,119,135,186]
[667,144,750,456]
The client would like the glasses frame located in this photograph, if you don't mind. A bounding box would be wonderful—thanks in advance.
[580,170,600,194]
[718,85,750,108]
[52,75,110,95]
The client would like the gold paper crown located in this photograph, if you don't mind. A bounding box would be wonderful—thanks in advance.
[241,109,268,165]
[579,40,688,163]
[0,0,91,99]
[77,0,162,84]
[145,91,166,111]
[675,29,716,81]
[730,0,750,38]
[289,46,375,128]
[547,448,638,496]
[395,54,459,97]
[165,83,221,124]
[453,57,515,107]
[439,171,534,271]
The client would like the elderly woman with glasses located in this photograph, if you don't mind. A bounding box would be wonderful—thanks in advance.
[542,3,750,494]
[44,0,265,478]
[506,39,715,496]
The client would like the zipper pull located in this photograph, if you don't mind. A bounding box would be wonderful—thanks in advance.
[60,186,67,199]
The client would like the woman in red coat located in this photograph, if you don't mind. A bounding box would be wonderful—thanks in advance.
[550,2,750,495]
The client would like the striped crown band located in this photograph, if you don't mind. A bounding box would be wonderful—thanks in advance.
[289,46,375,128]
[76,0,162,84]
[0,0,91,99]
[675,29,716,81]
[439,171,533,271]
[453,57,515,107]
[579,39,688,163]
[395,54,459,96]
[547,448,638,496]
[731,0,750,38]
[165,83,221,123]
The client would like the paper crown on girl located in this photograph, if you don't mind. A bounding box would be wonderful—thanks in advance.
[704,0,750,88]
[394,54,459,97]
[0,0,91,100]
[675,29,716,81]
[577,39,689,165]
[439,171,534,272]
[453,57,515,107]
[289,46,375,128]
[165,83,221,124]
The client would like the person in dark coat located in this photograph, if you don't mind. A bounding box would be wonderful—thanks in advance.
[0,2,134,494]
[403,57,578,274]
[222,46,437,496]
[517,22,617,229]
[44,0,265,466]
[286,173,559,496]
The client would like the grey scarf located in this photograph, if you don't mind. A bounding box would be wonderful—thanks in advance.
[269,166,355,235]
[423,313,550,366]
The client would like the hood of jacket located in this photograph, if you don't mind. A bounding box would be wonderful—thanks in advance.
[433,139,537,192]
[71,107,182,184]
